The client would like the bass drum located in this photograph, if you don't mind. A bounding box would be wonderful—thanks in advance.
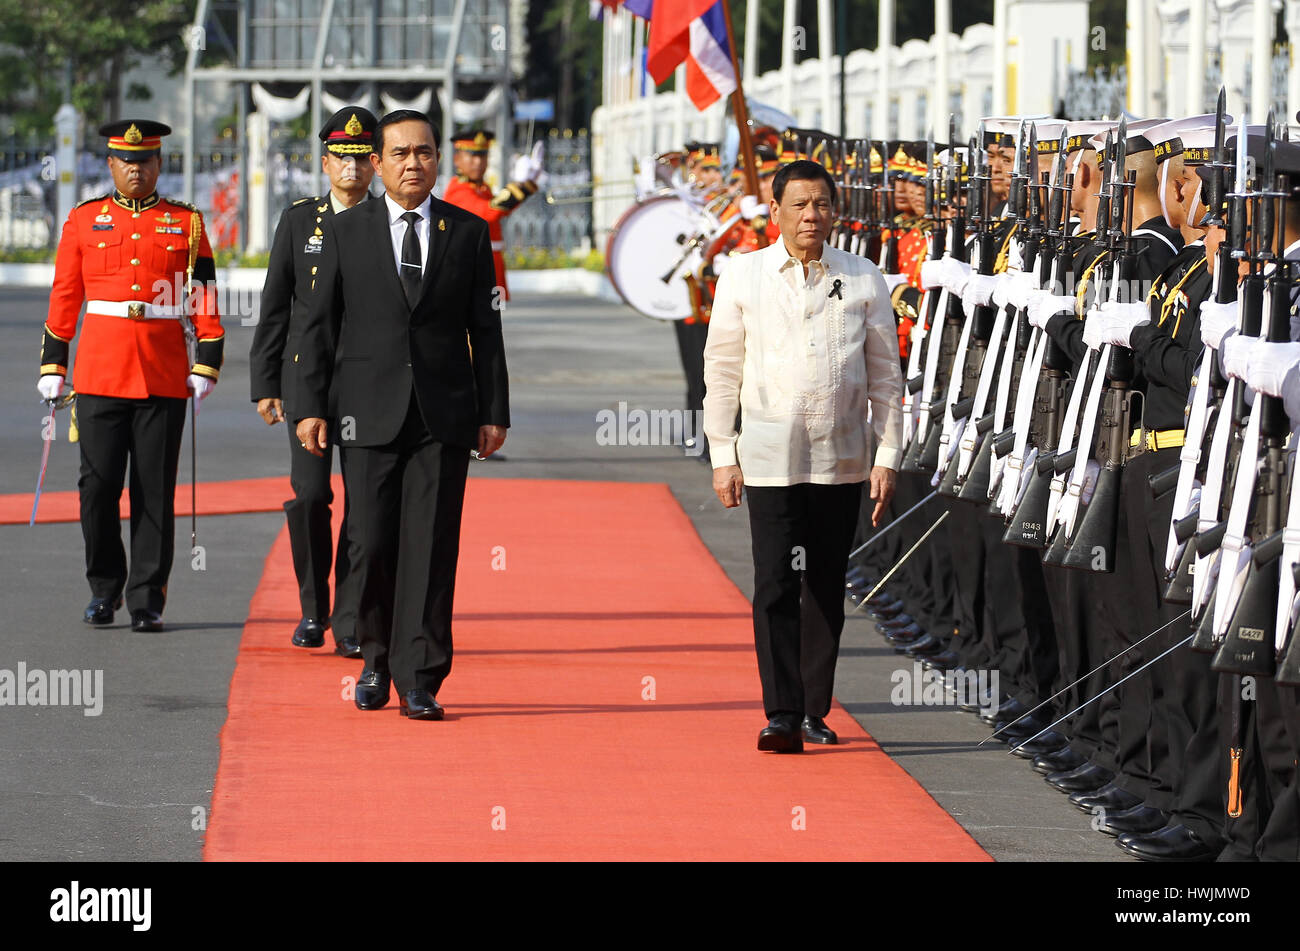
[605,195,702,320]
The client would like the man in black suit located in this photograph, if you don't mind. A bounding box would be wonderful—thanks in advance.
[249,106,377,657]
[295,110,509,720]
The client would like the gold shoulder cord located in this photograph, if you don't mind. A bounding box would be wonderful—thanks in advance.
[1158,257,1207,339]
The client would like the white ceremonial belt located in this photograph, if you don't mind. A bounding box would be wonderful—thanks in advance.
[490,240,506,252]
[87,300,183,320]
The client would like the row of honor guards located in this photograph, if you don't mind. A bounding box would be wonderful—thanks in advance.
[827,101,1300,861]
[35,106,541,652]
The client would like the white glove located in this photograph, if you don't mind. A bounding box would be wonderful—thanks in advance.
[739,194,769,221]
[1027,290,1075,330]
[882,272,908,293]
[510,153,532,183]
[962,272,999,309]
[37,374,64,401]
[1006,270,1038,311]
[1199,299,1238,350]
[1220,334,1257,382]
[1081,458,1102,506]
[991,273,1015,310]
[187,374,215,416]
[920,256,972,293]
[1006,240,1025,273]
[1243,340,1300,405]
[1092,299,1151,348]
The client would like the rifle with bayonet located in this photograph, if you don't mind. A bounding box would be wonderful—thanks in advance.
[902,131,948,450]
[937,124,1000,497]
[902,119,967,474]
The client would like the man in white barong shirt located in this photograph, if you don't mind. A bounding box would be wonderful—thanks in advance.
[703,159,904,753]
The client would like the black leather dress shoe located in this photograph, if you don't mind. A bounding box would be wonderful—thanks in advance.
[979,696,1027,726]
[922,649,961,672]
[757,714,803,753]
[883,621,925,642]
[1007,730,1069,759]
[1097,804,1170,837]
[355,668,391,710]
[876,613,917,631]
[1032,746,1087,775]
[399,689,444,720]
[83,596,123,626]
[802,715,838,744]
[292,617,326,648]
[1117,823,1219,862]
[130,610,164,633]
[1046,761,1115,793]
[902,634,945,657]
[867,600,907,622]
[864,590,900,610]
[1069,782,1144,814]
[333,636,362,658]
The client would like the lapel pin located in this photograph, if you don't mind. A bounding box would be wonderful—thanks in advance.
[438,219,446,231]
[828,279,843,300]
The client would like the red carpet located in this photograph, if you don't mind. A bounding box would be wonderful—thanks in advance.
[2,475,315,524]
[204,478,990,861]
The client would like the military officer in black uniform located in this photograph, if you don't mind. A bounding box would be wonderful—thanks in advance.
[249,106,377,656]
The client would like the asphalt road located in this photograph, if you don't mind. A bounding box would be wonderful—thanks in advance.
[0,286,1121,861]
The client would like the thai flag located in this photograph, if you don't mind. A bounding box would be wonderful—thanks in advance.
[625,0,737,110]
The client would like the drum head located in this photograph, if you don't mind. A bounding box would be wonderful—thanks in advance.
[605,195,701,320]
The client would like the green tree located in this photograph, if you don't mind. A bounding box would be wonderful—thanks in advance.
[0,0,193,138]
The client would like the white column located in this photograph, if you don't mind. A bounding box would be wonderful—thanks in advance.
[782,0,799,114]
[934,0,950,133]
[1187,0,1207,115]
[246,111,269,254]
[673,63,687,147]
[993,0,1008,115]
[876,0,894,138]
[1286,1,1300,128]
[1251,0,1274,122]
[54,103,80,231]
[818,0,835,132]
[1128,0,1147,115]
[744,0,759,87]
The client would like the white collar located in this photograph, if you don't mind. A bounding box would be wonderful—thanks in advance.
[384,192,431,225]
[764,238,832,276]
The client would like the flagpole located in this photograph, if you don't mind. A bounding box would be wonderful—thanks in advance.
[718,0,767,247]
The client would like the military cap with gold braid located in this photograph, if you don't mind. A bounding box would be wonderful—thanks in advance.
[99,120,170,161]
[319,106,377,155]
[453,127,495,154]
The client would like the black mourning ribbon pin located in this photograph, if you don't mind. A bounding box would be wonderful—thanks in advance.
[828,278,843,300]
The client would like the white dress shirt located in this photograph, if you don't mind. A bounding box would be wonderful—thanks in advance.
[703,239,905,486]
[383,192,431,280]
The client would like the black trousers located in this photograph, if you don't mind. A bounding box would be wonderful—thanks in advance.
[341,394,470,696]
[673,319,708,417]
[77,394,187,614]
[747,482,861,718]
[284,422,357,644]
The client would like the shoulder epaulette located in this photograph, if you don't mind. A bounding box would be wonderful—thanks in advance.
[75,194,110,209]
[291,196,317,207]
[164,198,200,213]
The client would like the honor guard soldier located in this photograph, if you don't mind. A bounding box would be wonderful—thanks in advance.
[441,127,545,300]
[249,106,378,656]
[37,120,224,632]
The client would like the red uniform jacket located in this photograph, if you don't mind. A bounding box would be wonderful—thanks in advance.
[41,192,224,399]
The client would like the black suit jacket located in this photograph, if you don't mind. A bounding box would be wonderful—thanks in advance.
[295,194,510,449]
[249,194,356,417]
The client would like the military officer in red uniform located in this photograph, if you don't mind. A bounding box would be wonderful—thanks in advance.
[441,128,544,300]
[249,106,376,656]
[38,120,224,632]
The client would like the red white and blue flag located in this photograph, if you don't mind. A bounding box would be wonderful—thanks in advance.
[624,0,737,110]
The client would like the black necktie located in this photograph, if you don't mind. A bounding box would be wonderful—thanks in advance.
[399,210,422,305]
